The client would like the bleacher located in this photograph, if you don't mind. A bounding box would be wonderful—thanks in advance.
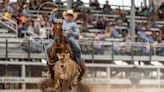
[0,1,164,92]
[0,1,163,62]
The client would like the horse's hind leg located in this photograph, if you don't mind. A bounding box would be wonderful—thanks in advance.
[78,61,86,82]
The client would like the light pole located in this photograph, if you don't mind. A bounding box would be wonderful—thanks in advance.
[130,0,135,43]
[67,0,73,10]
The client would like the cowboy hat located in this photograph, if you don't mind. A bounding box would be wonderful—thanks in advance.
[63,9,77,20]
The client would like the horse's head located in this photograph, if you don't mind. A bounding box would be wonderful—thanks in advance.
[53,23,63,44]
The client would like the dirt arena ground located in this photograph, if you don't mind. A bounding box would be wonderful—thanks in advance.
[40,79,164,92]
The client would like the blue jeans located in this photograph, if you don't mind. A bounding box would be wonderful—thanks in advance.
[47,39,54,53]
[47,36,82,64]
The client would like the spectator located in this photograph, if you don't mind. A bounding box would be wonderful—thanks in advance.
[4,10,11,19]
[27,22,34,33]
[20,38,43,53]
[17,20,24,38]
[149,2,157,16]
[149,14,158,27]
[42,13,50,27]
[15,2,25,17]
[151,31,158,41]
[93,35,103,55]
[39,14,46,27]
[5,0,10,10]
[34,17,41,35]
[159,2,164,10]
[113,42,122,55]
[39,25,47,39]
[103,0,112,14]
[124,32,131,55]
[142,5,150,17]
[54,0,63,4]
[29,0,37,10]
[89,0,100,10]
[4,9,12,28]
[17,14,32,37]
[104,25,112,38]
[94,32,100,40]
[86,9,92,24]
[96,18,106,29]
[109,24,120,38]
[158,2,164,20]
[22,5,28,16]
[138,23,154,43]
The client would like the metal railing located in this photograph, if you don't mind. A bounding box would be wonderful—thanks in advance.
[0,38,46,60]
[79,40,164,61]
[0,14,18,36]
[1,38,164,62]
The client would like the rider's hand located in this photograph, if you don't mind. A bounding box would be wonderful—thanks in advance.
[58,19,63,23]
[66,30,73,35]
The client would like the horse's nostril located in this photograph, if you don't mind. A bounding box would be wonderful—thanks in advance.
[61,65,64,68]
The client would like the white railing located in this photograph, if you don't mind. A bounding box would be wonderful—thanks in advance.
[0,13,18,36]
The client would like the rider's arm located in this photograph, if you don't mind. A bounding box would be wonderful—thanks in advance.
[72,23,80,37]
[49,14,62,23]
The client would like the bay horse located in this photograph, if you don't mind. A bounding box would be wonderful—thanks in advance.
[47,23,81,92]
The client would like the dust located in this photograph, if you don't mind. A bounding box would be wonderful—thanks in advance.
[39,78,91,92]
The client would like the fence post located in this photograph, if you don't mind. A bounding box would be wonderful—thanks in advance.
[131,42,134,64]
[149,43,152,62]
[6,39,8,60]
[111,42,114,63]
[91,40,94,64]
[28,39,31,61]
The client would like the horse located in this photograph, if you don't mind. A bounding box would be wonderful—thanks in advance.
[47,23,67,80]
[47,23,82,92]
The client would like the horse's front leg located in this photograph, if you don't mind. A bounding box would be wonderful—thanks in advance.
[55,79,60,89]
[68,78,73,90]
[72,72,79,86]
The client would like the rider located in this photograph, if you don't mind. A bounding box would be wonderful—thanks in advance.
[47,9,85,81]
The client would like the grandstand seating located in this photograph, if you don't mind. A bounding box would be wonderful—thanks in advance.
[0,1,164,91]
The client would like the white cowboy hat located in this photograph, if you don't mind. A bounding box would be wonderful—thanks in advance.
[63,9,77,20]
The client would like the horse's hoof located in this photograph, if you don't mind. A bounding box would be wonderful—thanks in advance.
[72,81,77,86]
[55,85,59,89]
[78,77,83,82]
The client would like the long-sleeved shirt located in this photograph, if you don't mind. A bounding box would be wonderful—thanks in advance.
[138,31,154,43]
[50,15,80,38]
[62,20,80,38]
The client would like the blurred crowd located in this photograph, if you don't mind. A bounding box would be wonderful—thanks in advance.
[0,0,164,55]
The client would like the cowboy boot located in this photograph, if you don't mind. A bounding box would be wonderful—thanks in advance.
[78,62,85,82]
